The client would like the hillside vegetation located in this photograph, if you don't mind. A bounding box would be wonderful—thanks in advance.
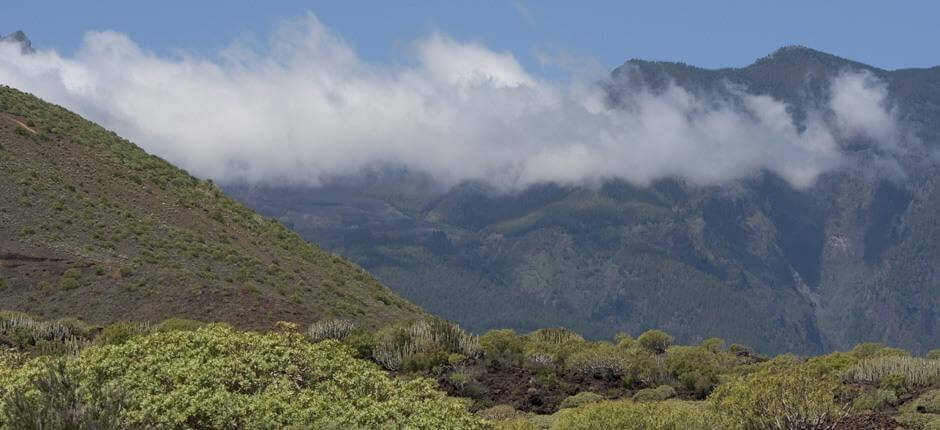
[2,311,939,429]
[0,85,423,329]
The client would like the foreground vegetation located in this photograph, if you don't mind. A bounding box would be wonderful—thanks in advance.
[2,311,939,429]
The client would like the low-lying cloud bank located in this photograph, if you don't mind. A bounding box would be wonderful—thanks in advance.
[0,16,899,190]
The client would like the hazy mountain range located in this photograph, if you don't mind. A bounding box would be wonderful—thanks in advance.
[227,46,940,355]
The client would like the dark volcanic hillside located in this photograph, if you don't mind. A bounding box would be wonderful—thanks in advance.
[0,85,423,328]
[227,47,940,355]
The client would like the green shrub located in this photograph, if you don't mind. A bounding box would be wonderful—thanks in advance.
[903,390,940,414]
[2,359,127,429]
[480,329,525,364]
[701,338,724,353]
[0,312,92,355]
[897,390,940,429]
[96,322,149,346]
[850,388,897,412]
[709,366,847,430]
[478,404,525,422]
[804,352,859,379]
[1,325,485,429]
[553,399,726,430]
[614,332,634,349]
[566,343,629,378]
[929,349,940,360]
[850,343,909,359]
[632,385,677,402]
[526,328,584,345]
[637,330,673,354]
[665,345,736,397]
[372,319,479,371]
[559,392,605,409]
[845,356,940,390]
[342,331,376,359]
[307,319,356,342]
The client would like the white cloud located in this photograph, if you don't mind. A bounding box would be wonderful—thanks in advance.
[829,70,898,150]
[0,15,900,191]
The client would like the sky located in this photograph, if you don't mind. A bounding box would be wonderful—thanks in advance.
[3,1,939,74]
[0,2,930,190]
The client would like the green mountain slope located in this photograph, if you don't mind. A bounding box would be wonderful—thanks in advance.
[0,85,423,328]
[227,47,940,355]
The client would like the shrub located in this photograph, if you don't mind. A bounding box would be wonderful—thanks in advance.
[526,328,584,345]
[566,343,629,378]
[632,385,677,402]
[851,388,897,412]
[522,330,586,369]
[701,338,724,353]
[845,356,940,390]
[709,366,847,430]
[1,359,127,429]
[480,329,525,364]
[58,268,81,290]
[559,392,605,409]
[0,312,92,355]
[553,399,725,430]
[96,322,150,346]
[637,330,673,354]
[665,345,736,397]
[896,389,940,429]
[929,349,940,360]
[372,319,479,371]
[903,389,940,414]
[1,325,485,429]
[477,404,525,421]
[307,319,356,342]
[850,343,909,360]
[614,332,634,349]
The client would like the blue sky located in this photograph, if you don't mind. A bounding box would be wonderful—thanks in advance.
[3,1,939,74]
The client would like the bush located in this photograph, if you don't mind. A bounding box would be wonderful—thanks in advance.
[526,328,584,345]
[850,343,909,360]
[1,325,485,429]
[614,332,634,349]
[0,312,92,355]
[665,345,736,397]
[632,385,677,402]
[559,392,605,409]
[478,404,525,421]
[845,356,940,390]
[552,399,726,430]
[1,359,127,429]
[929,349,940,360]
[372,319,479,371]
[566,343,629,379]
[709,366,847,430]
[851,388,897,412]
[637,330,673,354]
[896,390,940,429]
[307,319,356,342]
[96,322,150,346]
[480,329,525,364]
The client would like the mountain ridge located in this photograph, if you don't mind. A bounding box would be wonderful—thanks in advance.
[225,47,940,355]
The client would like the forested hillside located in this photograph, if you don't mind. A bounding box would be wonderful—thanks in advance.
[228,47,940,355]
[0,85,423,329]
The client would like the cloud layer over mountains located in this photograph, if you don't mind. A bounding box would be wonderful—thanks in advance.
[0,16,900,190]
